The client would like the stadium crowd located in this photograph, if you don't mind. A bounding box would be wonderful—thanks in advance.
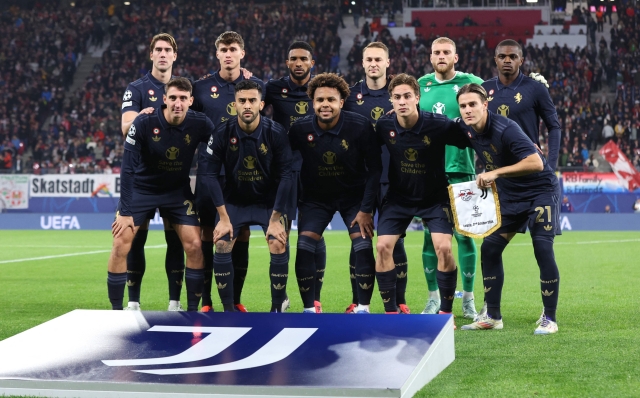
[1,0,639,174]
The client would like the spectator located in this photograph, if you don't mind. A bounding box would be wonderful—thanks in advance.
[561,196,574,213]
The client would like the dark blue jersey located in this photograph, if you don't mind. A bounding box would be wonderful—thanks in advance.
[121,72,170,114]
[375,111,468,207]
[264,75,314,172]
[483,73,561,170]
[344,79,393,183]
[288,111,382,213]
[192,72,266,176]
[203,117,292,213]
[460,111,558,201]
[120,108,215,216]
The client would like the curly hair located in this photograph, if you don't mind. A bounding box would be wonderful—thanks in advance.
[307,73,350,100]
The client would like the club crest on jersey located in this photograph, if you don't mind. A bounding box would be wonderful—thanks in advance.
[427,81,432,86]
[453,85,460,93]
[341,139,349,151]
[259,143,268,155]
[467,131,473,139]
[483,151,493,164]
[281,88,288,98]
[423,136,431,146]
[184,134,191,145]
[210,86,219,98]
[514,93,523,104]
[356,93,364,105]
[148,89,157,102]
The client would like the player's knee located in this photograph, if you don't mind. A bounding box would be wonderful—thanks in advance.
[481,234,509,260]
[111,237,132,259]
[181,237,202,258]
[215,240,234,254]
[268,238,286,254]
[532,235,555,258]
[375,237,394,257]
[433,239,453,259]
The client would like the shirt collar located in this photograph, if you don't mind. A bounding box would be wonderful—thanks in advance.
[235,118,264,140]
[361,79,389,97]
[287,75,314,92]
[394,111,424,135]
[213,71,244,88]
[158,105,187,131]
[474,111,494,136]
[495,72,525,91]
[312,112,344,136]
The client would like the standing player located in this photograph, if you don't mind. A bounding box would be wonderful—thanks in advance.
[417,37,481,318]
[344,42,410,314]
[108,77,214,311]
[375,74,468,320]
[192,31,265,313]
[264,41,324,313]
[482,39,561,317]
[120,33,185,311]
[456,84,560,334]
[203,80,292,313]
[288,73,382,313]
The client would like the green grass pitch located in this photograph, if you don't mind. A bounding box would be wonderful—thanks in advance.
[1,230,639,397]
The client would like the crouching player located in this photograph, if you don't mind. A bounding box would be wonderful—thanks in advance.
[202,80,293,313]
[456,83,560,334]
[108,77,215,311]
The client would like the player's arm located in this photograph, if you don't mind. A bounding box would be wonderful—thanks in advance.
[353,123,382,238]
[202,130,231,243]
[115,119,143,237]
[535,84,561,171]
[266,128,291,245]
[476,126,543,187]
[120,86,152,135]
[440,115,471,149]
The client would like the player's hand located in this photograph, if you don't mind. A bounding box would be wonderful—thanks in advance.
[385,108,396,116]
[139,107,155,115]
[240,67,253,79]
[112,215,134,238]
[529,72,549,88]
[266,220,287,245]
[476,172,497,189]
[351,211,374,238]
[213,219,233,243]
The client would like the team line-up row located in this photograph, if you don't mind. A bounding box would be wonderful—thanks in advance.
[106,32,560,335]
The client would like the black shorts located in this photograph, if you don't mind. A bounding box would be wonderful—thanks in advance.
[297,196,362,235]
[378,199,454,236]
[194,176,223,227]
[496,192,559,237]
[116,186,199,227]
[215,203,287,241]
[285,170,301,221]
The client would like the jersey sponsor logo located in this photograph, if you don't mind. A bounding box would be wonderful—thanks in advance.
[432,102,445,114]
[295,101,309,114]
[514,93,523,104]
[322,151,337,165]
[123,90,133,101]
[122,101,132,109]
[497,104,509,117]
[404,148,418,161]
[259,143,268,155]
[341,139,349,151]
[227,102,237,116]
[166,146,180,160]
[148,89,157,102]
[127,125,136,137]
[356,93,364,105]
[483,151,493,164]
[371,106,384,120]
[210,86,219,99]
[243,156,256,169]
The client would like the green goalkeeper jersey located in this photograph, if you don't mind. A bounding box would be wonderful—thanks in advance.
[418,71,483,175]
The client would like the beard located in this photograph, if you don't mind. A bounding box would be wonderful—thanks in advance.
[239,111,258,125]
[290,68,311,81]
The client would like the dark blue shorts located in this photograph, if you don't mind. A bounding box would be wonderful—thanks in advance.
[376,183,390,213]
[285,170,301,221]
[378,199,454,236]
[116,186,199,227]
[496,192,559,237]
[297,196,362,235]
[195,176,223,227]
[216,203,287,241]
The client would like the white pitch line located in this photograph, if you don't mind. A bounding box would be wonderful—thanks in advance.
[1,239,638,265]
